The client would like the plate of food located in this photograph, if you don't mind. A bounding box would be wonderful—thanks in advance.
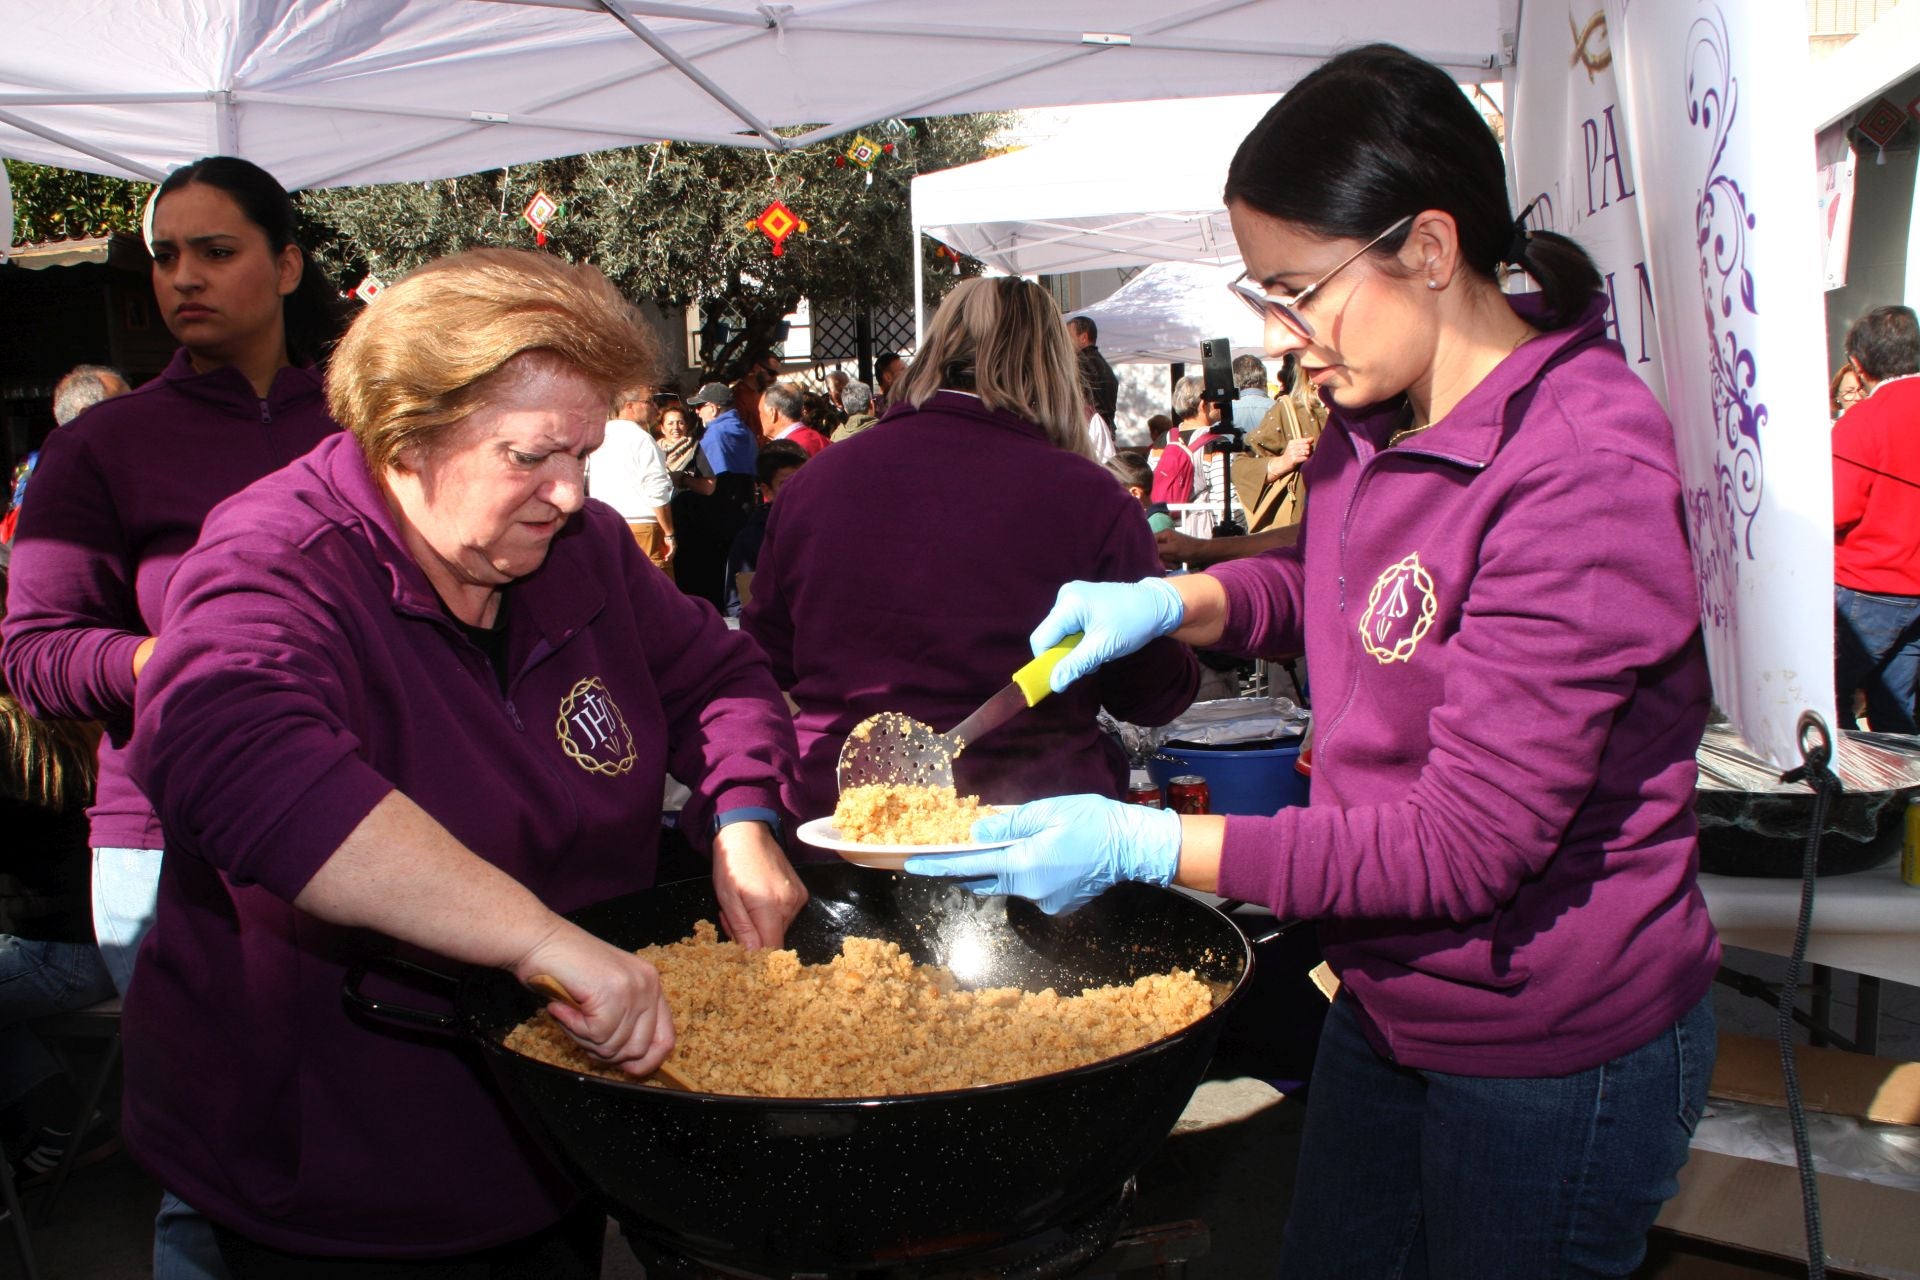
[798,783,1015,870]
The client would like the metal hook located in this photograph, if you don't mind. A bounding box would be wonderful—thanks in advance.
[1795,711,1832,774]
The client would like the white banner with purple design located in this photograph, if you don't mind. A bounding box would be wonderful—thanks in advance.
[1607,1,1834,768]
[1508,4,1667,400]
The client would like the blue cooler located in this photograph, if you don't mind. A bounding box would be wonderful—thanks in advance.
[1148,737,1309,815]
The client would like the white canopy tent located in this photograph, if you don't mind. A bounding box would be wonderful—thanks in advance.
[0,1,1513,191]
[910,95,1274,280]
[1065,262,1264,364]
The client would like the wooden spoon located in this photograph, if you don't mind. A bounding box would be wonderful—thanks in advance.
[526,972,693,1091]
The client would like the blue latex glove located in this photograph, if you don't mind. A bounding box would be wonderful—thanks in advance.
[1031,578,1185,693]
[904,794,1183,915]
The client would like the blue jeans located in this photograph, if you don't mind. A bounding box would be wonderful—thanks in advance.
[0,935,117,1111]
[1277,992,1714,1279]
[1835,585,1920,733]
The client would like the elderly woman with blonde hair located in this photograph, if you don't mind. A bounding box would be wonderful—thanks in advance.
[121,248,805,1275]
[744,274,1197,832]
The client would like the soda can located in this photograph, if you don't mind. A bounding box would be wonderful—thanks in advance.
[1166,774,1211,815]
[1125,767,1163,808]
[1904,799,1920,888]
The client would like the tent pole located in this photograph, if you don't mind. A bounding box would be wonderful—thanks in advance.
[787,0,1264,148]
[295,27,771,187]
[590,0,786,149]
[913,224,926,352]
[0,109,165,181]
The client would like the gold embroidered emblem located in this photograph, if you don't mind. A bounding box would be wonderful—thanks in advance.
[1359,553,1438,665]
[555,676,637,776]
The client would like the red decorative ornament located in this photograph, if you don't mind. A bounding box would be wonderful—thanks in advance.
[747,200,809,257]
[523,190,559,247]
[1857,97,1906,149]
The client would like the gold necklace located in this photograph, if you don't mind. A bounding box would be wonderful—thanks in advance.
[1389,327,1538,447]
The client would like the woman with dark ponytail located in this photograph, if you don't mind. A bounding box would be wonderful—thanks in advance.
[2,155,341,1278]
[909,45,1717,1277]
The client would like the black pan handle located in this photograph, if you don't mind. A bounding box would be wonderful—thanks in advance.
[1217,899,1298,947]
[342,953,463,1033]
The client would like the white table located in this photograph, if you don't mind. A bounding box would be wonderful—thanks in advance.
[1698,861,1920,1052]
[1698,862,1920,989]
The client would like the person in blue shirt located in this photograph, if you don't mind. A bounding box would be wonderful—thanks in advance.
[680,383,759,609]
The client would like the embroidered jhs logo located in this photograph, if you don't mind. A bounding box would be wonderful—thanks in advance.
[555,677,637,776]
[1359,553,1438,665]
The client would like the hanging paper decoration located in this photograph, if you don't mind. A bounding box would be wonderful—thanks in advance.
[1856,98,1906,165]
[934,244,962,276]
[747,200,808,257]
[522,189,559,245]
[354,275,387,304]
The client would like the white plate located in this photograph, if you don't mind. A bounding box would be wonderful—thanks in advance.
[794,815,1013,871]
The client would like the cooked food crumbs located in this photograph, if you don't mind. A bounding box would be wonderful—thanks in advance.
[832,782,986,844]
[503,921,1214,1096]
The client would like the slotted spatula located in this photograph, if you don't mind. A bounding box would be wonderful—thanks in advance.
[836,634,1083,793]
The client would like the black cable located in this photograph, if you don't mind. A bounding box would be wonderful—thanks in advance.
[1832,453,1920,491]
[1776,714,1841,1280]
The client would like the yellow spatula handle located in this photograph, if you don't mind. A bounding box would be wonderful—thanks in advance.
[1011,632,1085,706]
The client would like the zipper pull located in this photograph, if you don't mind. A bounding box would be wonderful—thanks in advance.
[1338,575,1346,612]
[504,699,524,731]
[259,398,272,425]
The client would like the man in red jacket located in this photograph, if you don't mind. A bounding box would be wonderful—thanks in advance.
[1833,304,1920,731]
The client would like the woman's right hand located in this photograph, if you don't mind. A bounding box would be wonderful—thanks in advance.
[1030,578,1187,692]
[132,636,158,680]
[515,923,675,1077]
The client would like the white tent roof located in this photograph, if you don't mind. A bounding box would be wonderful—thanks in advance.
[0,1,1512,190]
[911,95,1276,277]
[1068,262,1265,364]
[1808,0,1920,131]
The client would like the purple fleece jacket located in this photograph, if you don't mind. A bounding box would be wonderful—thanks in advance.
[123,433,795,1255]
[1208,296,1718,1077]
[743,391,1198,829]
[1,349,340,850]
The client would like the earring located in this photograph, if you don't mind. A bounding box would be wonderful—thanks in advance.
[1427,278,1440,290]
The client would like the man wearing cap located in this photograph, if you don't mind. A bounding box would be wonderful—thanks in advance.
[681,383,760,609]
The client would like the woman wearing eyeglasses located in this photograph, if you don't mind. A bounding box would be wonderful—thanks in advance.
[907,44,1716,1279]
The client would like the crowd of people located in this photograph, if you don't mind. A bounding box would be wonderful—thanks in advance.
[0,34,1911,1280]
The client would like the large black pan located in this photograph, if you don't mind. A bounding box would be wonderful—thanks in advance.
[346,863,1251,1275]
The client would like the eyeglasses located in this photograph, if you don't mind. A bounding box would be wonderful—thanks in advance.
[1228,214,1414,341]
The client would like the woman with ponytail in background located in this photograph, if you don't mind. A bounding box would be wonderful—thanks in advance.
[908,45,1717,1278]
[1,155,341,1278]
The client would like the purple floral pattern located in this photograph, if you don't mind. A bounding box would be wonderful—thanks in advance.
[1683,6,1765,631]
